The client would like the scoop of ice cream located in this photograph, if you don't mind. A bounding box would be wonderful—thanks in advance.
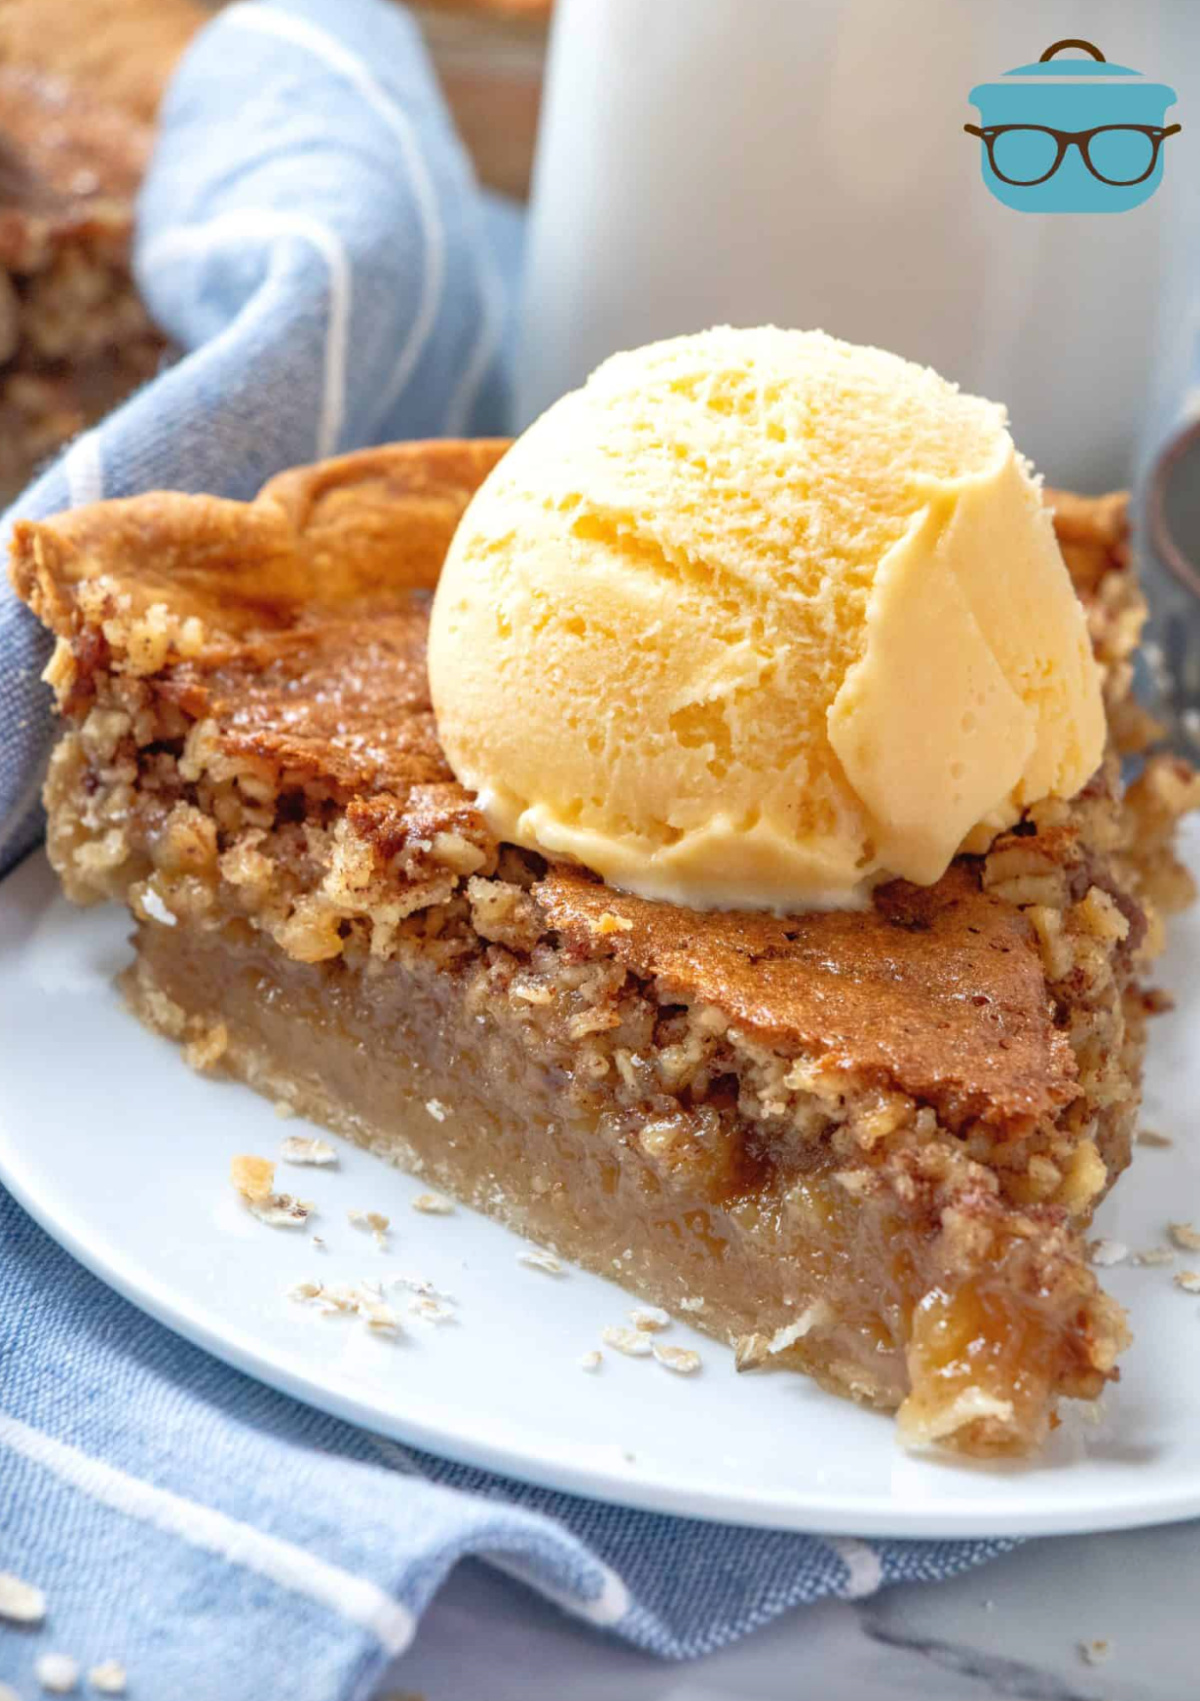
[428,327,1105,911]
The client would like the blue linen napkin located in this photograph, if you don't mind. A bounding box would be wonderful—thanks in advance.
[0,2,1015,1691]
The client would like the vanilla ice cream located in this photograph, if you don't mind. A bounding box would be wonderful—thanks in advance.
[428,327,1105,911]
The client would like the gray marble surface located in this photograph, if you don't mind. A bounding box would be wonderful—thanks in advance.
[385,1521,1199,1699]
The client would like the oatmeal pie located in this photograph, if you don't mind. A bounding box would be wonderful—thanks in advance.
[0,67,167,503]
[11,442,1199,1455]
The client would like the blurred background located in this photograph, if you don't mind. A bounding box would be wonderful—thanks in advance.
[2,0,1197,533]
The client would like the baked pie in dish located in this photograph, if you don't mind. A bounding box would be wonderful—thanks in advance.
[11,441,1198,1455]
[0,67,166,503]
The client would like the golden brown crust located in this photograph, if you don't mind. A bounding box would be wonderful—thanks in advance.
[540,862,1077,1128]
[6,442,1146,1131]
[11,441,512,645]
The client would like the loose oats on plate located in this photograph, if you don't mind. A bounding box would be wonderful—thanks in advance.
[411,1193,454,1216]
[348,1209,390,1246]
[601,1325,653,1358]
[652,1343,702,1375]
[280,1134,337,1166]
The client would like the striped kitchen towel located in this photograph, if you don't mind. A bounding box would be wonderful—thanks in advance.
[0,3,1014,1695]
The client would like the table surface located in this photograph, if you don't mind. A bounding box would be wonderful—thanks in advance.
[384,1519,1197,1698]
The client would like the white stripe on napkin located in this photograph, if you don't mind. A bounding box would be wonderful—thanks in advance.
[0,1412,415,1655]
[224,2,445,420]
[487,1552,631,1627]
[143,210,350,459]
[365,1436,629,1628]
[64,432,105,509]
[827,1536,883,1599]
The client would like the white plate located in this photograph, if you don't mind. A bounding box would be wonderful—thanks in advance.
[3,838,1200,1539]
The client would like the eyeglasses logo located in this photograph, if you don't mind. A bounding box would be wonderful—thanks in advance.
[966,39,1179,214]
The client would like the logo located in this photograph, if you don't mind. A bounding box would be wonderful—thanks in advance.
[966,38,1179,213]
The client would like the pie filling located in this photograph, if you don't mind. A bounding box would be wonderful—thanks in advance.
[12,445,1200,1456]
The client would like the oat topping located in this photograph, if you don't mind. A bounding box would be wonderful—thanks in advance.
[518,1248,564,1276]
[0,1570,46,1624]
[601,1325,652,1357]
[1132,1247,1175,1267]
[411,1193,454,1216]
[87,1661,128,1695]
[629,1305,671,1332]
[678,1296,706,1313]
[280,1135,337,1167]
[34,1653,79,1694]
[1089,1239,1129,1268]
[273,1099,297,1119]
[578,1350,603,1372]
[652,1342,702,1375]
[1175,1271,1200,1294]
[287,1279,324,1302]
[424,1098,449,1122]
[1168,1222,1200,1252]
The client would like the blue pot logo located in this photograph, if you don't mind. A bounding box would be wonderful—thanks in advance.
[966,38,1179,213]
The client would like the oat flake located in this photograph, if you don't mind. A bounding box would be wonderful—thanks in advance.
[280,1135,337,1166]
[88,1661,127,1695]
[601,1326,652,1358]
[1089,1239,1129,1267]
[0,1570,45,1624]
[629,1305,670,1332]
[411,1193,454,1216]
[653,1343,702,1375]
[34,1653,79,1694]
[249,1193,313,1228]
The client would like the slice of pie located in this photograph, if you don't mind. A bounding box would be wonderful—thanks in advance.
[11,442,1198,1455]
